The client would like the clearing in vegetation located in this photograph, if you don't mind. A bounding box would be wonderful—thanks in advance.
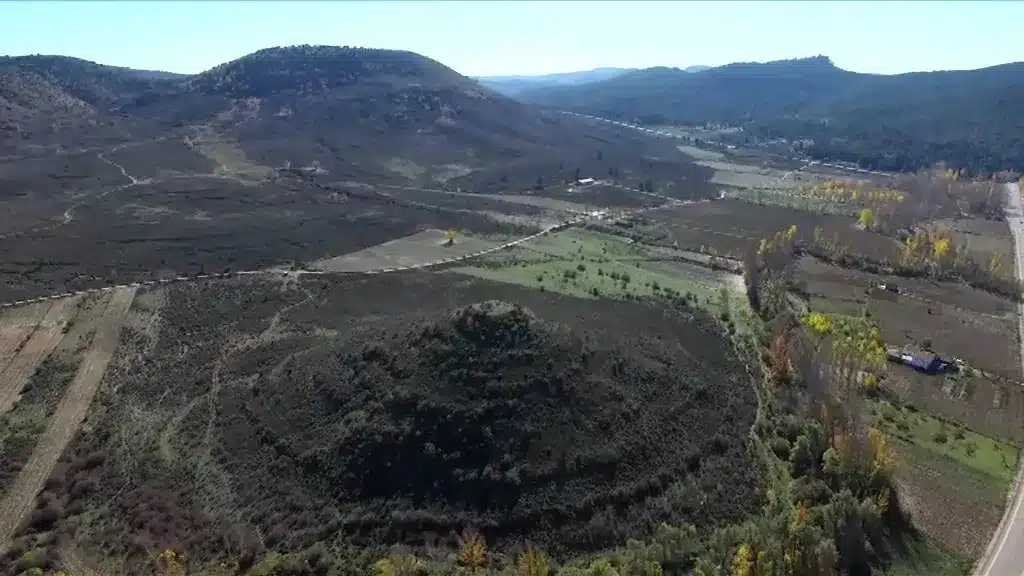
[314,228,502,272]
[0,286,136,549]
[453,227,737,306]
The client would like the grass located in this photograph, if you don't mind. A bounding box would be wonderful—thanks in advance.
[453,227,731,306]
[883,535,972,576]
[724,186,861,216]
[873,399,1019,499]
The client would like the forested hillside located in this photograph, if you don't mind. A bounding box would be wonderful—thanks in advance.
[517,56,1024,175]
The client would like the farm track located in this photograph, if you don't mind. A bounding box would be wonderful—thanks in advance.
[0,286,136,549]
[0,297,81,416]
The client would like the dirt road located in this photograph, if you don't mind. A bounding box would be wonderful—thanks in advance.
[975,182,1024,576]
[0,287,135,548]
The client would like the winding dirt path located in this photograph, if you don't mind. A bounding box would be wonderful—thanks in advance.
[0,287,135,547]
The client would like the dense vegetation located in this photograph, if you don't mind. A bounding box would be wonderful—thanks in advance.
[517,56,1024,175]
[2,274,760,574]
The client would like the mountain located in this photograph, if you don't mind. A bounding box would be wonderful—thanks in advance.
[479,65,709,98]
[1,46,695,188]
[0,45,716,302]
[516,56,1024,175]
[476,67,636,96]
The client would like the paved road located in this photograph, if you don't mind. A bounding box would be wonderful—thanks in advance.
[975,181,1024,576]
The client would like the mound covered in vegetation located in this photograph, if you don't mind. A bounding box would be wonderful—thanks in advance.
[6,276,760,574]
[244,299,757,552]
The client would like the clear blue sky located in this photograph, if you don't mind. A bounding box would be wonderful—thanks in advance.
[3,1,1022,76]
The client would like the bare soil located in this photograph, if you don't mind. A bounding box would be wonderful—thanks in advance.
[647,199,903,260]
[314,229,501,272]
[798,257,1019,379]
[894,438,1003,557]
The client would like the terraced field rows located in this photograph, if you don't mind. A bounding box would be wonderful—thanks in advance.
[0,287,135,547]
[0,297,82,416]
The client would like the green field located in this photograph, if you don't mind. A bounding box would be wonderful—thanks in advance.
[882,536,972,576]
[873,400,1019,499]
[724,186,861,216]
[454,227,737,308]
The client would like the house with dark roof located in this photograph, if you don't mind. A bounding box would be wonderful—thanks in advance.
[889,347,952,374]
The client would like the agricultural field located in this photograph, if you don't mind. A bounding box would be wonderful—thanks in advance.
[315,229,503,273]
[796,252,1023,560]
[880,398,1017,558]
[0,287,136,549]
[641,199,903,260]
[797,257,1020,381]
[925,217,1015,272]
[2,272,760,573]
[452,227,743,314]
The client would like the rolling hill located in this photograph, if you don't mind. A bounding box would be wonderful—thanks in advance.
[1,46,700,188]
[0,45,720,301]
[515,56,1024,175]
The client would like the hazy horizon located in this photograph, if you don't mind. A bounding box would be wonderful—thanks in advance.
[3,1,1023,77]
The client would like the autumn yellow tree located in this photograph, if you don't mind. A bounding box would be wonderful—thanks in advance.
[731,543,755,576]
[443,229,458,247]
[932,237,952,261]
[457,529,488,569]
[158,549,186,576]
[517,548,552,576]
[858,208,874,230]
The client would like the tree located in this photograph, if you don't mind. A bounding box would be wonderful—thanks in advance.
[457,529,488,569]
[443,229,458,247]
[858,208,874,230]
[769,334,792,385]
[742,248,761,312]
[933,237,952,261]
[517,548,551,576]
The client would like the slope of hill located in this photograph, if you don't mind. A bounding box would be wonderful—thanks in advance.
[516,56,1024,174]
[1,277,759,573]
[2,46,701,188]
[0,45,721,301]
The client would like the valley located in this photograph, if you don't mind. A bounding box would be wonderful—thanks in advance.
[0,43,1020,576]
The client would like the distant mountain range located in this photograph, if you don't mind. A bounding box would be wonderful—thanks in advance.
[476,65,708,97]
[510,56,1024,175]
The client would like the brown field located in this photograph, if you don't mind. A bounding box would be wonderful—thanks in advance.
[798,257,1019,379]
[648,199,903,260]
[894,438,1003,557]
[0,286,136,547]
[314,229,502,272]
[0,298,82,416]
[926,217,1014,270]
[884,364,1024,445]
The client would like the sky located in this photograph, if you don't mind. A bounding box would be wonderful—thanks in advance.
[2,1,1022,77]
